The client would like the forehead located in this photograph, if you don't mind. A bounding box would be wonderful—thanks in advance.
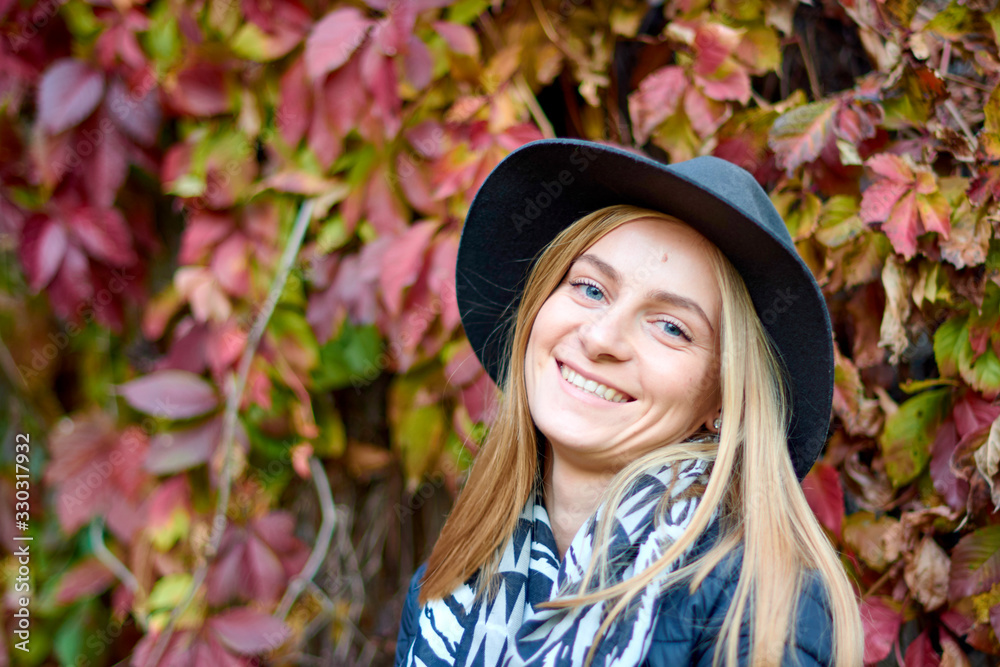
[580,218,717,277]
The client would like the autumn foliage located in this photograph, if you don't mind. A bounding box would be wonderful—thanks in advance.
[2,0,1000,664]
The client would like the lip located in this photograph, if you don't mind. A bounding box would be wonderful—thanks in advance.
[556,359,635,403]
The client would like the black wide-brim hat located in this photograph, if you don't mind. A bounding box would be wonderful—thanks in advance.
[455,138,832,482]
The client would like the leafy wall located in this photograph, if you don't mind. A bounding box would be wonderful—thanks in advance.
[1,0,1000,664]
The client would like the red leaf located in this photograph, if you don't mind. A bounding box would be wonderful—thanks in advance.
[69,207,137,266]
[210,234,251,296]
[428,234,460,332]
[366,163,409,236]
[696,68,750,103]
[323,55,366,136]
[954,392,1000,440]
[206,538,245,606]
[82,113,130,207]
[879,190,920,260]
[903,631,940,667]
[304,7,373,81]
[404,35,433,90]
[628,66,687,144]
[277,58,311,147]
[768,101,836,174]
[860,597,902,663]
[179,211,234,264]
[209,608,289,655]
[55,558,114,605]
[252,511,301,553]
[949,525,1000,601]
[117,370,220,419]
[868,153,914,183]
[683,87,724,137]
[461,371,497,424]
[307,89,343,169]
[245,534,286,601]
[380,220,438,315]
[38,59,105,134]
[20,214,67,290]
[106,77,162,146]
[433,21,479,57]
[146,416,222,474]
[395,152,442,215]
[372,2,416,56]
[692,23,739,75]
[360,43,401,137]
[930,421,969,511]
[860,181,909,226]
[800,462,844,540]
[47,244,94,322]
[445,340,484,387]
[170,63,230,116]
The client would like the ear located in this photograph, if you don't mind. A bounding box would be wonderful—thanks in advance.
[701,403,722,433]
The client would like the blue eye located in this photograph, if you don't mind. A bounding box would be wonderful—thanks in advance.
[570,279,605,301]
[657,320,692,341]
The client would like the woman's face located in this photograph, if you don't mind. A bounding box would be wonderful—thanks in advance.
[524,218,723,471]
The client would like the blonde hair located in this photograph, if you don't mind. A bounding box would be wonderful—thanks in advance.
[421,205,863,666]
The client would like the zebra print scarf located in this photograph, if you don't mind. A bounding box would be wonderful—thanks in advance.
[402,458,714,667]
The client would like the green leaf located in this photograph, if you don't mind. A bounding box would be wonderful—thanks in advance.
[879,388,950,487]
[312,323,384,391]
[150,505,190,552]
[268,308,319,374]
[54,601,101,667]
[965,346,1000,399]
[389,367,450,485]
[231,23,279,62]
[148,573,193,610]
[316,214,353,254]
[446,0,493,25]
[926,1,989,39]
[982,86,1000,160]
[934,314,970,377]
[62,1,102,40]
[141,3,183,73]
[816,195,864,247]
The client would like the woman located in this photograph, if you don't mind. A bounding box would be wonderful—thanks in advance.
[395,139,864,666]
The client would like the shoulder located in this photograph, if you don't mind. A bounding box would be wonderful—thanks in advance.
[394,563,427,667]
[647,541,835,666]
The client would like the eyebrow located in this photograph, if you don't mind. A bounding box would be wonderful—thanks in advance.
[572,254,716,335]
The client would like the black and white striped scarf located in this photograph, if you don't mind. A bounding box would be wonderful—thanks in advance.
[403,458,714,667]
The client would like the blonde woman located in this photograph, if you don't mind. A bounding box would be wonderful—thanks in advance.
[395,139,864,666]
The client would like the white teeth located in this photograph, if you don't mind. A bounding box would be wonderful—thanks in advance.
[559,364,629,403]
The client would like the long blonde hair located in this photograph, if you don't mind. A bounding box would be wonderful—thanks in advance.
[421,205,863,666]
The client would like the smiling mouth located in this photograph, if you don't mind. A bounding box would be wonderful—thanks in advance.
[558,362,634,403]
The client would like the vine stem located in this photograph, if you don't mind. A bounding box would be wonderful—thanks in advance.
[275,456,337,619]
[89,519,142,594]
[142,198,316,667]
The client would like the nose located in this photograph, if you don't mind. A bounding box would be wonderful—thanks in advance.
[577,305,632,362]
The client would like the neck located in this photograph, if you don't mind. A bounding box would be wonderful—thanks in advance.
[542,442,615,558]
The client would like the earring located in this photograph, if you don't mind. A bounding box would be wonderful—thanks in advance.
[713,417,722,430]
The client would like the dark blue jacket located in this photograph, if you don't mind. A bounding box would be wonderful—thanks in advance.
[395,522,836,666]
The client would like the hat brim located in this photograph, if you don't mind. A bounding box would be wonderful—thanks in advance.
[455,139,833,482]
